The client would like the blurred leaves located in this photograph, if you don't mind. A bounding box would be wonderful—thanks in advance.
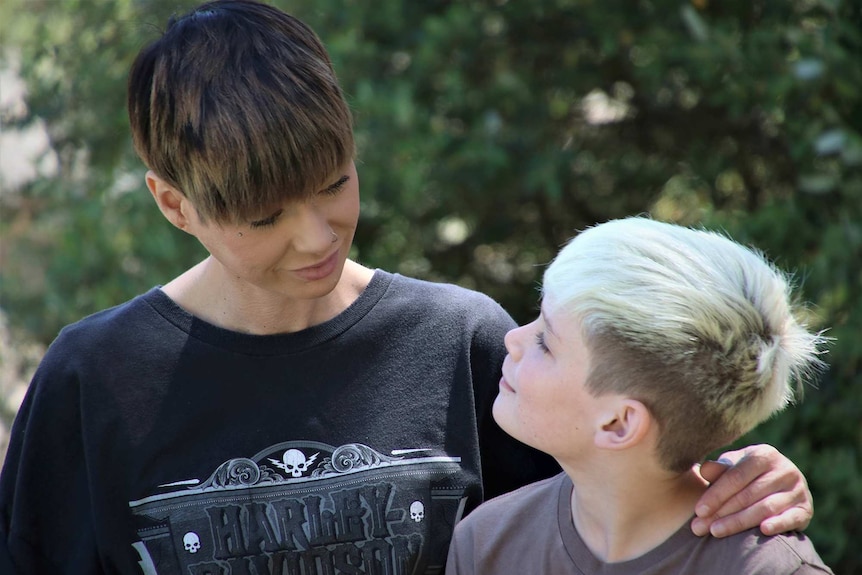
[1,0,860,570]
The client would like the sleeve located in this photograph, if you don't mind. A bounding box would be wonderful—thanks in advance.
[790,564,834,575]
[468,300,561,501]
[0,536,16,575]
[0,339,102,574]
[444,521,473,575]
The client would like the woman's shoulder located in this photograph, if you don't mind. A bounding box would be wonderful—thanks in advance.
[48,287,168,354]
[386,271,510,316]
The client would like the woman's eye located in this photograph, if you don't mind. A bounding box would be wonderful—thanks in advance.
[249,210,283,228]
[535,332,550,354]
[320,175,349,196]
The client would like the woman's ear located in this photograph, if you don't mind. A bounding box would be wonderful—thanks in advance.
[594,398,652,451]
[146,171,192,232]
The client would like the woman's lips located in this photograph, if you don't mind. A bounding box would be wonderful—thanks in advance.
[292,250,339,281]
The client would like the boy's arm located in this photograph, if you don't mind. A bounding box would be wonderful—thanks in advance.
[444,522,472,575]
[691,444,813,537]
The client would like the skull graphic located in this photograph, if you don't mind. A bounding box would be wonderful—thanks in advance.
[269,449,319,478]
[409,500,425,523]
[183,532,201,554]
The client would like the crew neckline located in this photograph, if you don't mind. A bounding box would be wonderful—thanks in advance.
[557,474,699,573]
[140,269,393,356]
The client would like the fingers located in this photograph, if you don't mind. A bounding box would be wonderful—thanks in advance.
[691,444,813,538]
[696,459,732,484]
[710,446,747,466]
[759,505,812,536]
[695,452,772,519]
[691,470,777,536]
[692,488,808,537]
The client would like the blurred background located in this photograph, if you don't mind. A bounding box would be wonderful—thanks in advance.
[0,0,860,570]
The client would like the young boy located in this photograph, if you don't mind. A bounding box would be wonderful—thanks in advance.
[0,1,820,573]
[446,217,832,574]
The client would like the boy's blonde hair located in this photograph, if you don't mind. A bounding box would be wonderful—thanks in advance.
[543,217,826,472]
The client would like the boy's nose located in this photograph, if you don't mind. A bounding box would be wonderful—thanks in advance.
[504,323,529,361]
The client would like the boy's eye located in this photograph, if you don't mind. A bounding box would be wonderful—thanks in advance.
[320,175,349,196]
[535,332,550,354]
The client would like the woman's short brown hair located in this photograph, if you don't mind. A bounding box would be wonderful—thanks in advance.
[128,0,354,223]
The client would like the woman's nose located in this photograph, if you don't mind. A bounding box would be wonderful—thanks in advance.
[290,202,334,253]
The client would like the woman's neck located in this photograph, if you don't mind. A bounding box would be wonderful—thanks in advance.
[162,258,373,334]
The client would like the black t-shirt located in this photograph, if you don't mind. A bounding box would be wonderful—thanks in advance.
[0,270,558,574]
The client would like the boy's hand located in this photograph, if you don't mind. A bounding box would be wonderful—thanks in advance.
[691,444,813,538]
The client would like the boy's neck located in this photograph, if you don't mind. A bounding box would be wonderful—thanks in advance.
[564,459,707,563]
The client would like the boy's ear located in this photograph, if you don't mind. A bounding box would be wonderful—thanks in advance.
[146,170,193,232]
[594,399,652,451]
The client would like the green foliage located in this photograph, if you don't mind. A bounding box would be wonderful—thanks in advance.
[1,0,860,570]
[0,0,207,341]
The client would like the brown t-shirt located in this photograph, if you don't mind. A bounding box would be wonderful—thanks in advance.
[446,473,832,575]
